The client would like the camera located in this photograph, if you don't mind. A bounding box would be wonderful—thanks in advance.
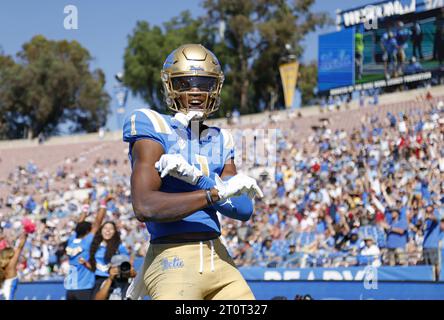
[111,255,132,280]
[118,261,131,279]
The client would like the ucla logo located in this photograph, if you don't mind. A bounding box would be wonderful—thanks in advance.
[189,65,204,71]
[161,256,184,271]
[163,50,177,69]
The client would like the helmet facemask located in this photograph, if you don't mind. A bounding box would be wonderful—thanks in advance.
[161,73,224,119]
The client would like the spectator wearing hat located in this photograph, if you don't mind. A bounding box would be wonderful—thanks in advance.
[283,243,304,267]
[360,235,381,267]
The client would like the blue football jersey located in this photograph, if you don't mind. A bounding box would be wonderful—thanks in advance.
[64,232,95,290]
[396,28,411,47]
[122,108,235,240]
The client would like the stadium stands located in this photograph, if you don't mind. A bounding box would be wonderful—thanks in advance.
[1,88,444,281]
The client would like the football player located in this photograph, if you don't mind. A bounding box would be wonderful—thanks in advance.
[123,44,263,300]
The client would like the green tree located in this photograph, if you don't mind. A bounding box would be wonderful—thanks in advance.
[298,61,318,105]
[203,0,330,113]
[122,1,330,115]
[0,35,110,140]
[123,11,210,112]
[0,53,23,139]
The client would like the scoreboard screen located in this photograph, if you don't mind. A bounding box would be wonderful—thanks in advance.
[318,0,444,95]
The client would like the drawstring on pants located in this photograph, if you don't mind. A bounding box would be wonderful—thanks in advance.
[199,241,203,273]
[210,240,215,272]
[198,240,215,274]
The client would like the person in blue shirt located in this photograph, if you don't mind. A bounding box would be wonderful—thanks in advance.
[373,90,379,106]
[24,196,36,214]
[88,221,129,298]
[122,44,263,300]
[387,112,397,128]
[422,205,441,280]
[64,196,110,300]
[382,209,408,266]
[259,238,281,268]
[404,56,424,75]
[283,243,303,267]
[276,181,286,199]
[380,30,398,79]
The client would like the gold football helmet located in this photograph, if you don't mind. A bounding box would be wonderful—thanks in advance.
[161,44,224,118]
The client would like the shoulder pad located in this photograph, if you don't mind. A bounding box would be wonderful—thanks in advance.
[123,108,172,144]
[135,108,172,134]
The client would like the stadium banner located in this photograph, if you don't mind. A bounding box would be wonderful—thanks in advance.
[15,282,66,300]
[130,259,439,282]
[14,279,444,300]
[238,266,435,281]
[318,28,355,92]
[279,61,300,108]
[329,71,432,95]
[133,259,436,282]
[248,280,444,300]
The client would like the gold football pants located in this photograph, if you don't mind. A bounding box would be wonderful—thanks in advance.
[142,238,255,300]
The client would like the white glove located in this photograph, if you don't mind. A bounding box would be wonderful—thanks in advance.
[155,154,202,185]
[172,111,205,127]
[214,173,264,200]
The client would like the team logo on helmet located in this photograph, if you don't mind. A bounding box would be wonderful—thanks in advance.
[160,44,224,119]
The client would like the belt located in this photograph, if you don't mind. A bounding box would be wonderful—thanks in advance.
[150,232,219,244]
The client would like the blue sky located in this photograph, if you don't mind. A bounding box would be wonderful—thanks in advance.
[0,0,372,131]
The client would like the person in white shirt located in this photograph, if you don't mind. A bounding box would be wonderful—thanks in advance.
[360,236,381,267]
[398,120,407,134]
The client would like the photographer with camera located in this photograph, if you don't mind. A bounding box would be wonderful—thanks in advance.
[88,220,129,298]
[94,254,136,300]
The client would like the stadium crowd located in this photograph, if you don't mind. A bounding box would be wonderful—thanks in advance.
[227,97,444,275]
[0,156,147,281]
[1,95,444,282]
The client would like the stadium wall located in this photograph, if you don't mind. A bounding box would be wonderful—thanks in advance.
[14,280,444,300]
[13,266,444,300]
[248,281,444,300]
[1,84,443,150]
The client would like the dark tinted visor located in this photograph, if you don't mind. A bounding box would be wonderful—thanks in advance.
[171,76,217,92]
